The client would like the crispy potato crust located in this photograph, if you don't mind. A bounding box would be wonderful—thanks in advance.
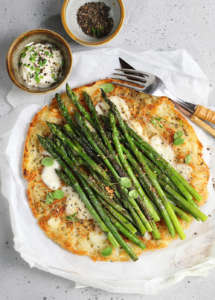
[23,79,209,261]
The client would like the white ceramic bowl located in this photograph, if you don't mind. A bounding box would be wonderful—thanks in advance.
[61,0,125,46]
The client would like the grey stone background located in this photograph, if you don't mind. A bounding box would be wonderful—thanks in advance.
[0,0,215,299]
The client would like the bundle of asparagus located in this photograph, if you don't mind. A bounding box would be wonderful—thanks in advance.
[38,83,207,261]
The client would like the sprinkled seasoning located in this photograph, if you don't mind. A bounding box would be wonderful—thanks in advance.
[77,2,113,38]
[19,42,63,88]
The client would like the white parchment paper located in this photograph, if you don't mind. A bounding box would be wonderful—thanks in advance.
[0,48,215,295]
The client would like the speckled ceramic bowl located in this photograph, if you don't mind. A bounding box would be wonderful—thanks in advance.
[6,29,72,94]
[61,0,125,46]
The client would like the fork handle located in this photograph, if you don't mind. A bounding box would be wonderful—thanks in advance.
[190,115,215,137]
[193,105,215,124]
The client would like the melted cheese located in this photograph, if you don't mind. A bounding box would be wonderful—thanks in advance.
[149,135,175,164]
[48,217,61,229]
[89,230,107,249]
[149,135,192,180]
[95,101,109,115]
[174,163,192,181]
[41,160,61,190]
[62,186,92,220]
[109,96,131,120]
[144,232,151,240]
[128,120,149,142]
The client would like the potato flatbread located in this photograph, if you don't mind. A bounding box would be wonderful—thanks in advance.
[23,79,209,261]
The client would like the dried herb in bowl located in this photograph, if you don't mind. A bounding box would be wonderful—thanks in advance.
[77,2,114,38]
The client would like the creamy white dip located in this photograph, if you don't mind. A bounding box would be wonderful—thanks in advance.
[19,42,63,88]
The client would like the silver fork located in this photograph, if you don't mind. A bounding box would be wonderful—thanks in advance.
[112,66,215,126]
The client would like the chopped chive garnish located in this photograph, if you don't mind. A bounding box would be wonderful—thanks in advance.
[99,83,114,93]
[185,154,192,164]
[101,247,112,257]
[66,213,78,222]
[173,130,184,145]
[45,193,54,204]
[52,190,64,199]
[42,157,54,166]
[20,52,26,58]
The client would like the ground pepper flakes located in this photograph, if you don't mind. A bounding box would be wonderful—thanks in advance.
[77,2,114,38]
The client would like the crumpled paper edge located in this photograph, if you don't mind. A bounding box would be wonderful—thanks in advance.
[0,48,215,294]
[0,104,214,295]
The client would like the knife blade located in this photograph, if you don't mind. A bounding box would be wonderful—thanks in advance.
[119,57,135,70]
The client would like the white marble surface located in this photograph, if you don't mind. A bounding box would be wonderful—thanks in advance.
[1,0,215,299]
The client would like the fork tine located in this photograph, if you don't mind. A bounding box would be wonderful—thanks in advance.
[115,68,150,77]
[111,76,145,88]
[176,100,196,111]
[176,100,194,113]
[175,101,193,114]
[111,81,143,92]
[112,73,147,83]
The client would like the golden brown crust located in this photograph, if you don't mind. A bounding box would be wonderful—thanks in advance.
[22,78,209,261]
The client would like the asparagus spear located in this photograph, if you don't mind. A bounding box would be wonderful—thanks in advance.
[70,112,151,233]
[169,202,191,222]
[83,91,122,166]
[52,133,145,232]
[66,84,93,125]
[38,135,119,247]
[56,93,74,126]
[126,123,201,202]
[98,196,137,234]
[103,91,186,239]
[109,112,161,241]
[47,122,109,182]
[73,168,138,261]
[122,144,175,236]
[106,210,146,250]
[53,137,132,221]
[110,113,160,220]
[159,179,207,221]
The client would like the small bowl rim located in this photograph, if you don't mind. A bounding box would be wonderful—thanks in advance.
[6,28,73,94]
[61,0,125,47]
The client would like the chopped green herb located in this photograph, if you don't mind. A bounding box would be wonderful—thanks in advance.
[45,193,54,204]
[173,130,184,145]
[44,51,49,56]
[25,45,31,51]
[34,72,40,83]
[42,157,54,167]
[29,55,35,62]
[51,73,56,80]
[100,83,114,93]
[101,246,112,257]
[174,137,184,145]
[30,66,34,71]
[151,119,157,126]
[20,52,26,58]
[120,177,132,188]
[52,189,64,199]
[185,154,192,164]
[128,190,139,199]
[66,213,78,222]
[174,130,183,139]
[39,58,47,66]
[151,117,163,128]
